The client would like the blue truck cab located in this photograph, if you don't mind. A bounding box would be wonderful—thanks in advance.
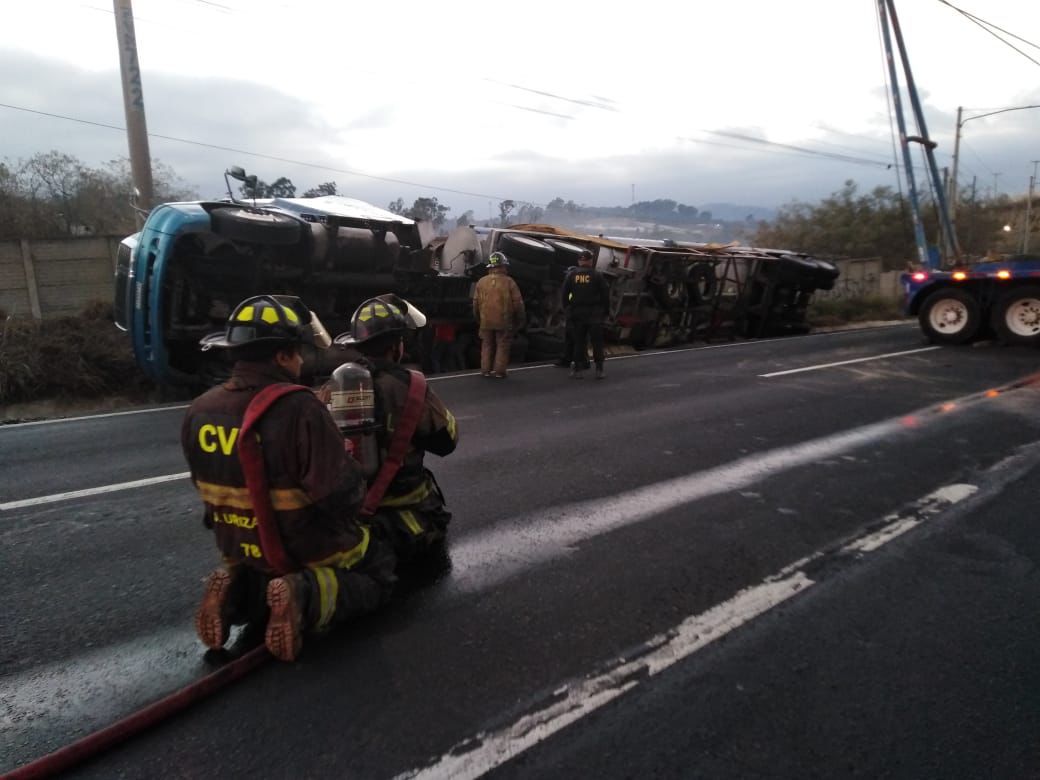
[112,195,470,389]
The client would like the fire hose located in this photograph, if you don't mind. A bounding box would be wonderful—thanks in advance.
[3,646,271,780]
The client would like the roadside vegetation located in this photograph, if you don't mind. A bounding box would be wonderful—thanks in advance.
[0,302,155,408]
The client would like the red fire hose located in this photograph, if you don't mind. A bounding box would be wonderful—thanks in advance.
[3,646,271,780]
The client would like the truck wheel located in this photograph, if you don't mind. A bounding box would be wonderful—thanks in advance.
[210,207,302,245]
[686,262,717,305]
[918,288,980,344]
[991,285,1040,346]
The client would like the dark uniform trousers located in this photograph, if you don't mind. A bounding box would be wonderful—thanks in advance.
[568,305,605,370]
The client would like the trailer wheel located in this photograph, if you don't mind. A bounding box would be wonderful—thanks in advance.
[918,288,980,344]
[210,207,302,245]
[687,262,717,305]
[991,285,1040,346]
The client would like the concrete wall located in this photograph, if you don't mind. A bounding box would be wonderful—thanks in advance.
[814,258,903,302]
[0,236,121,319]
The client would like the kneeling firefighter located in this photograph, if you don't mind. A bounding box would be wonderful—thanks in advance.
[330,294,458,571]
[182,294,397,662]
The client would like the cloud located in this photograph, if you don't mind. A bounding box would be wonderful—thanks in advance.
[2,51,1038,224]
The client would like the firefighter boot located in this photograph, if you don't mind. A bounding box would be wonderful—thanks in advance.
[265,573,308,662]
[569,363,584,379]
[595,363,605,380]
[195,567,240,650]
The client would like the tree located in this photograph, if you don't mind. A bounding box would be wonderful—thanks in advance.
[407,197,451,228]
[753,180,914,267]
[239,176,296,198]
[516,203,544,224]
[498,199,516,226]
[456,209,475,228]
[303,181,337,197]
[0,151,197,239]
[387,197,406,215]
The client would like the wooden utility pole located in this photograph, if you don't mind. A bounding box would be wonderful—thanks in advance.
[113,0,154,222]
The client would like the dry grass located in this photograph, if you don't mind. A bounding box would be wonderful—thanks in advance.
[808,296,907,328]
[0,302,154,406]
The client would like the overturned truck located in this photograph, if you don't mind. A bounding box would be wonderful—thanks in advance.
[114,181,838,389]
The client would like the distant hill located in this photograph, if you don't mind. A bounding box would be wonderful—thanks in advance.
[699,203,777,222]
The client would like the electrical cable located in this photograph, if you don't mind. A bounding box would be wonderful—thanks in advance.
[936,0,1040,67]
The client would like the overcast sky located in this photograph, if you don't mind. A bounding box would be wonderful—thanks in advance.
[2,0,1038,220]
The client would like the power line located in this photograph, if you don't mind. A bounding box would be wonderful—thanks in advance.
[0,101,538,205]
[937,0,1040,67]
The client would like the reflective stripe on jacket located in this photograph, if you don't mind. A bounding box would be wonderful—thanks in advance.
[181,361,367,573]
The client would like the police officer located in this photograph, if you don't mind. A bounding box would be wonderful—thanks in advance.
[182,295,396,662]
[472,251,525,378]
[334,294,458,574]
[561,248,610,379]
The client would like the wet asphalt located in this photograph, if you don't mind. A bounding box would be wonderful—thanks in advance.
[1,323,1039,779]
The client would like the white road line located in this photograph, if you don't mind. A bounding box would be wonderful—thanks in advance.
[1,325,917,424]
[2,404,190,427]
[400,483,978,780]
[0,473,190,511]
[759,346,941,377]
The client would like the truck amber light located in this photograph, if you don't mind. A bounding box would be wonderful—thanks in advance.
[952,271,967,281]
[911,272,927,282]
[997,270,1011,279]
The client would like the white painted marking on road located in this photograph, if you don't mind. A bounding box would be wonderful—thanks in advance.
[759,346,941,377]
[446,413,910,593]
[401,481,979,780]
[845,484,978,553]
[0,325,916,426]
[0,473,190,511]
[2,404,190,428]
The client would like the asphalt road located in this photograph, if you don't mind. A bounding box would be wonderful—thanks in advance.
[2,323,1039,779]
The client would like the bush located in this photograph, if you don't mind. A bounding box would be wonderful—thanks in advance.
[0,302,154,406]
[808,295,907,328]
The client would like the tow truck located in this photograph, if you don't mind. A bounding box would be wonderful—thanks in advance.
[902,255,1040,345]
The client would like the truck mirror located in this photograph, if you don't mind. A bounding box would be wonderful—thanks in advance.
[226,166,248,182]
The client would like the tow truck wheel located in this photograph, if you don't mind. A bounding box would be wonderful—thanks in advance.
[918,288,980,344]
[209,207,302,245]
[992,285,1040,346]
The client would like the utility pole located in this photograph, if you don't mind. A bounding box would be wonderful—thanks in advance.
[993,172,1001,199]
[113,0,154,223]
[1025,160,1039,254]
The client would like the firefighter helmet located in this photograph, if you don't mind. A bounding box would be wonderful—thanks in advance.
[334,294,427,346]
[200,295,331,351]
[486,251,509,268]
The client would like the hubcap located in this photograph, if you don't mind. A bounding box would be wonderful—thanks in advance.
[929,300,967,333]
[1005,298,1040,337]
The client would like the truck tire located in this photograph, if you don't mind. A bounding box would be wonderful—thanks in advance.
[210,207,302,245]
[918,288,980,344]
[498,233,555,264]
[687,262,717,305]
[991,285,1040,346]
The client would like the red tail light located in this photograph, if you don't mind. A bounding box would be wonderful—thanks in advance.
[911,272,927,282]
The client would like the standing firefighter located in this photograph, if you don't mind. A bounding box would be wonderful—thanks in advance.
[473,251,525,378]
[182,295,396,662]
[334,294,458,573]
[562,248,610,379]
